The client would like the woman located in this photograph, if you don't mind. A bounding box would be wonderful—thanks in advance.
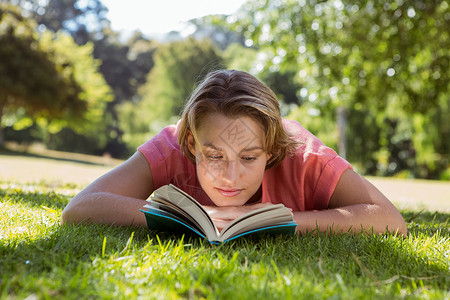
[62,70,407,236]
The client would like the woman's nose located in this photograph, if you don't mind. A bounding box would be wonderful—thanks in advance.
[221,160,239,183]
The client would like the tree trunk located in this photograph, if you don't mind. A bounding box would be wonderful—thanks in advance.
[336,106,347,159]
[0,103,4,148]
[0,101,5,148]
[0,123,3,148]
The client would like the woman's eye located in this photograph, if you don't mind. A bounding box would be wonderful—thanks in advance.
[242,156,256,162]
[207,154,223,160]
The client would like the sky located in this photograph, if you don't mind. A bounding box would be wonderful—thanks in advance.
[101,0,248,36]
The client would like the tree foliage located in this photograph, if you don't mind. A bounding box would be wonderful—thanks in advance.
[2,1,155,155]
[228,0,449,178]
[118,37,223,151]
[93,30,157,104]
[38,31,113,137]
[0,3,112,148]
[91,29,157,156]
[4,0,109,44]
[0,3,81,145]
[188,15,245,50]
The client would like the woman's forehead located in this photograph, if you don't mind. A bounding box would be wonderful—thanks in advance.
[196,113,265,151]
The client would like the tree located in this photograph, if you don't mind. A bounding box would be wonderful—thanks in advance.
[4,0,109,44]
[0,3,112,148]
[188,15,245,50]
[39,31,113,146]
[93,30,157,104]
[0,3,83,146]
[118,37,223,151]
[92,29,157,156]
[2,2,156,156]
[228,0,449,178]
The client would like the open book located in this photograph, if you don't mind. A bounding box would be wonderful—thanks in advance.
[140,184,297,244]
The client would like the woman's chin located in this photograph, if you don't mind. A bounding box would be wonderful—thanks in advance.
[210,197,248,207]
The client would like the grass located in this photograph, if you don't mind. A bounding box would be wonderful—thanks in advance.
[1,149,449,299]
[0,182,449,299]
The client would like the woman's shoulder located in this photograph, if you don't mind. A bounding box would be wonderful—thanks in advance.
[137,122,196,189]
[282,118,327,153]
[282,118,321,140]
[137,123,181,162]
[280,118,351,168]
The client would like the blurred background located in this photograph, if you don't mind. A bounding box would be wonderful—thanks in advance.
[0,0,448,180]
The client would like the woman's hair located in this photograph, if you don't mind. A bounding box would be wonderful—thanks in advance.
[178,69,299,169]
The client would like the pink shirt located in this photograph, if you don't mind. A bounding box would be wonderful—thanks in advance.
[138,119,352,211]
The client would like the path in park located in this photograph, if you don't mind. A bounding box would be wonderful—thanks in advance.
[368,177,449,213]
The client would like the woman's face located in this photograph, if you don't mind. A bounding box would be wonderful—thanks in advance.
[187,113,270,207]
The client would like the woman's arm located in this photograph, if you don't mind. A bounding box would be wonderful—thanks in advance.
[61,151,154,226]
[293,169,407,236]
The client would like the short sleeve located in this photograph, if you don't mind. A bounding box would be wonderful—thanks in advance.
[262,119,352,211]
[137,125,187,189]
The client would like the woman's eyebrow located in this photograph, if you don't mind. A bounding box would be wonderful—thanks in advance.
[202,143,263,153]
[202,143,223,151]
[240,146,264,152]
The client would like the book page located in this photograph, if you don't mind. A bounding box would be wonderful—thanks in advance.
[152,185,219,240]
[219,205,294,242]
[220,204,285,234]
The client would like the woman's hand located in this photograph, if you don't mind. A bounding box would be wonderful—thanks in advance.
[203,203,275,232]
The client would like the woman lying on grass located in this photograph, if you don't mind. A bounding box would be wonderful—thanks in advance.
[62,69,407,236]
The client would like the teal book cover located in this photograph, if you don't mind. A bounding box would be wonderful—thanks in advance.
[140,205,297,244]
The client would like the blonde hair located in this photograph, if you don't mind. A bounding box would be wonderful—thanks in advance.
[178,70,298,169]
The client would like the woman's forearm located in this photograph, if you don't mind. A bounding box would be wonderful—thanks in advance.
[61,191,148,227]
[61,151,153,227]
[293,203,407,236]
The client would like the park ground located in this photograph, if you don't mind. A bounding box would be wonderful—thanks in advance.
[0,145,448,213]
[1,145,449,299]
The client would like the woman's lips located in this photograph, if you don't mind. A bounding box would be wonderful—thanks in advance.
[216,188,242,197]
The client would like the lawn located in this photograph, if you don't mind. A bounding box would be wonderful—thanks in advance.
[0,149,449,299]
